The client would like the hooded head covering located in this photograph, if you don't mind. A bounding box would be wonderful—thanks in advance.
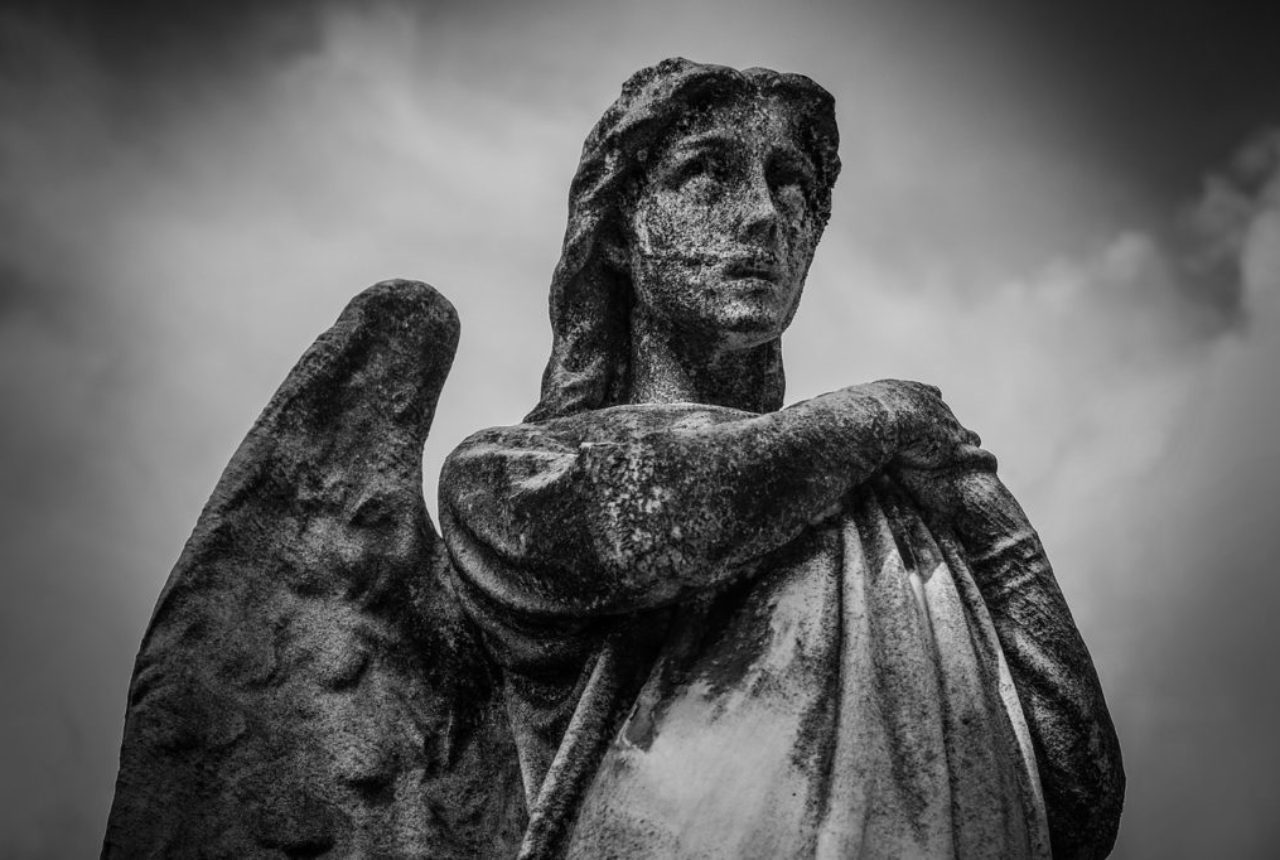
[526,58,841,422]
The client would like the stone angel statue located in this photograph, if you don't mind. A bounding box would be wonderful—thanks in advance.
[105,59,1124,859]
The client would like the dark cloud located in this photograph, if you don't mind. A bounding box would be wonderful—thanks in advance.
[953,0,1280,201]
[1,0,321,80]
[1,1,1278,857]
[1172,130,1280,317]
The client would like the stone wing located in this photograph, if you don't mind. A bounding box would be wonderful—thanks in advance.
[103,281,525,858]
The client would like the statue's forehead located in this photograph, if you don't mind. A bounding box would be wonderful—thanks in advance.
[655,95,807,158]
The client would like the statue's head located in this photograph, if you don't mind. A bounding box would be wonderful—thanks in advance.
[527,58,840,422]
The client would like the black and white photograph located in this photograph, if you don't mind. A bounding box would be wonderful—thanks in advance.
[1,1,1277,857]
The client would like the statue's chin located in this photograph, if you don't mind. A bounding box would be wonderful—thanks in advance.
[699,291,796,351]
[636,274,800,353]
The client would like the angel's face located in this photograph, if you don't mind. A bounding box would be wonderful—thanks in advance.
[626,95,824,352]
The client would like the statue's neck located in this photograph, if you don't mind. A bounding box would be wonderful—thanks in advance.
[628,309,784,413]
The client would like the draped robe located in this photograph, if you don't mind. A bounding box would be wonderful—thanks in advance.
[440,401,1123,859]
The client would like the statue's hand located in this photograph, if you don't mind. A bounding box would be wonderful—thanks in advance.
[862,379,981,469]
[890,448,998,521]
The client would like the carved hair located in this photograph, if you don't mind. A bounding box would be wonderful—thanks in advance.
[525,57,841,422]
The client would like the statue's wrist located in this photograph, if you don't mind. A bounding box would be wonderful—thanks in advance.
[848,381,906,455]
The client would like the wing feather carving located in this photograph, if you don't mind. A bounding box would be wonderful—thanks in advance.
[104,280,525,858]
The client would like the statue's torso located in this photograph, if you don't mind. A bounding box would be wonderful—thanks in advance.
[448,468,1051,859]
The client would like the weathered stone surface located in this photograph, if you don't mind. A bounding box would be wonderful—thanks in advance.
[104,280,525,858]
[442,59,1123,858]
[106,58,1123,860]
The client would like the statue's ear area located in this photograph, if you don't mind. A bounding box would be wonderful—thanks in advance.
[597,221,631,271]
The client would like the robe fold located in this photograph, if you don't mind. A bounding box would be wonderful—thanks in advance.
[565,478,1049,859]
[440,403,1122,859]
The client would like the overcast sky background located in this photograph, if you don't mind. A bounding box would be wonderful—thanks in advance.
[1,0,1277,856]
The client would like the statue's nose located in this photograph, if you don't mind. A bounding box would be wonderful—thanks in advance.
[738,172,781,245]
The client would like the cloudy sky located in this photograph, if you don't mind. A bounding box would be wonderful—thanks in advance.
[1,0,1277,856]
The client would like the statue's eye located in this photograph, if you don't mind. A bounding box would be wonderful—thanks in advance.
[768,153,816,200]
[676,153,728,189]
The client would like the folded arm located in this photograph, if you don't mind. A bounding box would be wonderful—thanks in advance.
[440,381,963,619]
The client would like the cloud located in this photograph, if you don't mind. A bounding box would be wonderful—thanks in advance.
[1,1,1278,857]
[789,124,1280,859]
[0,5,597,853]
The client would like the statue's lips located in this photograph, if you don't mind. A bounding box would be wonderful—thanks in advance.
[722,258,781,281]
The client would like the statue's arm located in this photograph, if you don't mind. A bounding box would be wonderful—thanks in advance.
[907,463,1125,860]
[440,381,967,618]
